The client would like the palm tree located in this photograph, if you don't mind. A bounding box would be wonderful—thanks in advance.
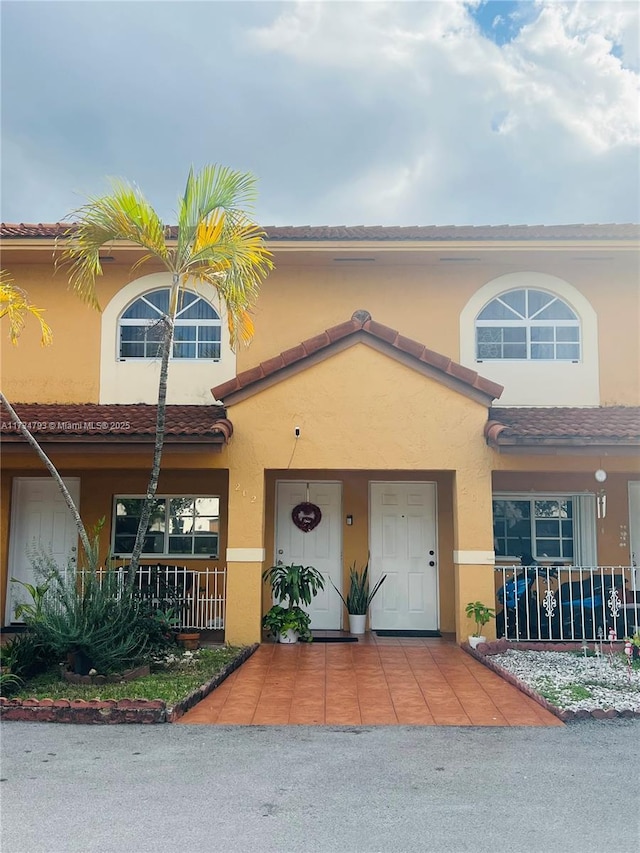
[59,165,272,580]
[0,270,94,564]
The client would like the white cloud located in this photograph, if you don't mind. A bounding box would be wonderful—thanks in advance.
[1,1,638,226]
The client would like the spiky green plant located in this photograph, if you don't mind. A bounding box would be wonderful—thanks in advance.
[330,561,386,615]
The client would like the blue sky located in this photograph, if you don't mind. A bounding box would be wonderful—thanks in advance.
[1,1,638,226]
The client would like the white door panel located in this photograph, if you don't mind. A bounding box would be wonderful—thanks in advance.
[275,481,342,630]
[6,478,80,624]
[370,482,438,631]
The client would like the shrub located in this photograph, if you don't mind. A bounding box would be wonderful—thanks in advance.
[24,557,150,675]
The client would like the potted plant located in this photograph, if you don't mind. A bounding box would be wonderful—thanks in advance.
[262,563,325,643]
[625,631,640,661]
[262,604,312,644]
[465,600,496,649]
[330,561,386,634]
[176,628,201,651]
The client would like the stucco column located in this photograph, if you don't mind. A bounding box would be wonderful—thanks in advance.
[224,469,265,646]
[452,467,496,644]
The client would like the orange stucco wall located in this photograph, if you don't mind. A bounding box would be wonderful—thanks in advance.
[221,343,496,641]
[1,245,638,406]
[1,241,638,641]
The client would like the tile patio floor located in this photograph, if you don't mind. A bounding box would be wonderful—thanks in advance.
[177,634,563,727]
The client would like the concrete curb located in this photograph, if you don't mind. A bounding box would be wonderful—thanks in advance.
[0,644,259,725]
[464,639,640,721]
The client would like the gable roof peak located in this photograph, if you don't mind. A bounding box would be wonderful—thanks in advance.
[212,312,503,405]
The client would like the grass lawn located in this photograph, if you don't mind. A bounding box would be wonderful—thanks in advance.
[5,646,246,707]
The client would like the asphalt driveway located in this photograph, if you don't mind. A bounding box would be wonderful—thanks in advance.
[1,719,638,852]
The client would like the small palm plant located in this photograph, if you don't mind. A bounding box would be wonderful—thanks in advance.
[465,601,496,638]
[330,561,386,615]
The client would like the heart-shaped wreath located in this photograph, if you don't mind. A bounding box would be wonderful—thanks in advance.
[291,502,322,533]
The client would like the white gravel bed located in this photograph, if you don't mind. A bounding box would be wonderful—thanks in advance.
[491,649,640,712]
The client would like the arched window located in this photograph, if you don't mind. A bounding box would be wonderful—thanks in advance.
[475,289,580,361]
[119,288,221,360]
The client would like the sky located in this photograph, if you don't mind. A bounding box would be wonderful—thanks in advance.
[1,0,639,226]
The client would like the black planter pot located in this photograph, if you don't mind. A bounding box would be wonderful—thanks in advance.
[70,649,93,675]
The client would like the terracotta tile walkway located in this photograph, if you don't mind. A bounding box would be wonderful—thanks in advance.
[177,635,562,727]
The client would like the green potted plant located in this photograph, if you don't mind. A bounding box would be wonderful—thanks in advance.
[330,561,386,634]
[261,563,325,643]
[465,600,496,649]
[176,627,201,651]
[262,604,312,644]
[625,631,640,661]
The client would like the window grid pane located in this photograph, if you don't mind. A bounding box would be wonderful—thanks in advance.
[114,495,220,557]
[119,289,221,361]
[476,289,581,361]
[493,498,574,560]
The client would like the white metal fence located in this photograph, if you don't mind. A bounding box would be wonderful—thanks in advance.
[62,564,227,631]
[495,565,639,642]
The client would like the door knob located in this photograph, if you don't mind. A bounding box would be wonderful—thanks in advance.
[429,561,435,567]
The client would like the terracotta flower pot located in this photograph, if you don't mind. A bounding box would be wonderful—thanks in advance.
[177,632,200,651]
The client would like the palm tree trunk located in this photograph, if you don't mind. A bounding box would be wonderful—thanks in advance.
[0,390,93,566]
[127,273,178,584]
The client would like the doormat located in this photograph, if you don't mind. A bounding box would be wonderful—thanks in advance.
[375,630,441,638]
[311,634,359,643]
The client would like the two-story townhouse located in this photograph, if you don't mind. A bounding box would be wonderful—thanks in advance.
[1,222,639,644]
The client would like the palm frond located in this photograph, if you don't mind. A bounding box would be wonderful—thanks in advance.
[59,180,171,306]
[0,270,53,346]
[185,217,272,349]
[175,165,260,269]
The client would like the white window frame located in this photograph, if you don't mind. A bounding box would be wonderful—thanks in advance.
[112,494,221,559]
[476,289,581,362]
[118,288,222,361]
[459,272,599,407]
[493,492,596,566]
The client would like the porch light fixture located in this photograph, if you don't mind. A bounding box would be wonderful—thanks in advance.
[594,469,607,483]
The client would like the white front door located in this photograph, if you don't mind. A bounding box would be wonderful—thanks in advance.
[275,481,342,630]
[369,481,438,631]
[6,478,80,624]
[629,481,640,584]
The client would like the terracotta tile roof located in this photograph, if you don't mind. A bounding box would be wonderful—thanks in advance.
[0,403,232,442]
[212,310,503,404]
[486,406,640,446]
[2,222,638,241]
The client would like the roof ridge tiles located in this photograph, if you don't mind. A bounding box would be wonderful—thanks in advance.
[212,311,504,403]
[3,222,639,241]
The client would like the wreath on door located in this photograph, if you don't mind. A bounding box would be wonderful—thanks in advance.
[291,502,322,533]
